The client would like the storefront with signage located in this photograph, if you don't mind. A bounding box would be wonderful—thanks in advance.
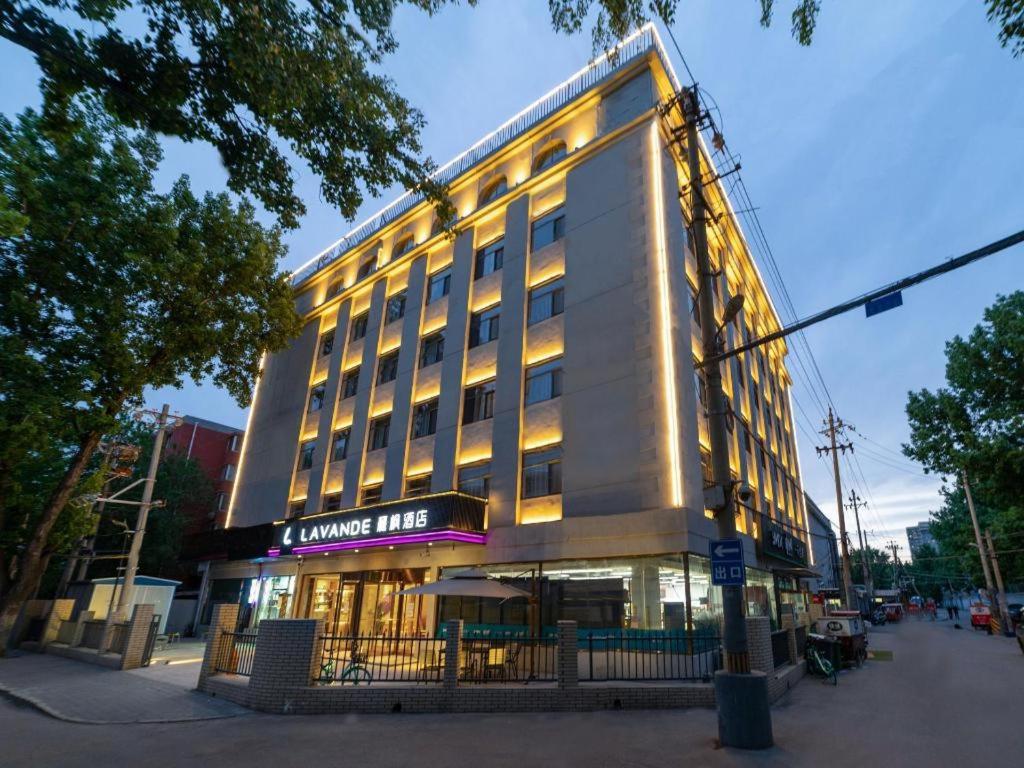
[759,514,813,626]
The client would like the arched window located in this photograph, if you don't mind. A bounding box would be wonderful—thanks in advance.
[532,142,566,173]
[393,235,415,258]
[478,176,507,207]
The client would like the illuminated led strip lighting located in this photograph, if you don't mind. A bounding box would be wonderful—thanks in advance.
[224,352,266,528]
[649,121,683,508]
[291,24,666,287]
[267,529,486,557]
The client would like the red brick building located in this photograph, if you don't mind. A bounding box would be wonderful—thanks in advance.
[165,416,244,532]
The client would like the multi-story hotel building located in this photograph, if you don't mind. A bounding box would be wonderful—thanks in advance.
[195,26,813,636]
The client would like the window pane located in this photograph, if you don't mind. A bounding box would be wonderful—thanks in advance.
[350,312,369,341]
[405,474,432,497]
[528,278,564,326]
[386,291,406,323]
[332,430,350,462]
[411,399,439,439]
[320,331,335,357]
[531,207,565,252]
[474,239,504,280]
[419,331,445,368]
[308,385,325,412]
[525,359,562,405]
[377,351,399,384]
[341,367,360,399]
[427,268,451,304]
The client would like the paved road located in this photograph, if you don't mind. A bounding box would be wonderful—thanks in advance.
[0,619,1020,767]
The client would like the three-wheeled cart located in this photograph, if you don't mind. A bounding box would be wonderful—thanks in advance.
[814,611,868,667]
[970,604,992,632]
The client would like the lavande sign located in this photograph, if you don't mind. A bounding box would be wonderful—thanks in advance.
[270,492,486,556]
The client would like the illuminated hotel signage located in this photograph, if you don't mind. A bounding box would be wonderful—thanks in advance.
[760,515,809,567]
[269,492,486,557]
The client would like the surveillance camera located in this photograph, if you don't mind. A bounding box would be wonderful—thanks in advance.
[736,483,755,505]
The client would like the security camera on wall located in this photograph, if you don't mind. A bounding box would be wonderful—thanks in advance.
[736,483,755,506]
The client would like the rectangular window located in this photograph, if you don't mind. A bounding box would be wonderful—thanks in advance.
[289,501,306,518]
[405,474,432,497]
[368,415,390,451]
[693,366,708,409]
[331,428,350,462]
[341,367,360,399]
[320,330,335,357]
[350,311,369,341]
[700,449,713,488]
[527,277,564,326]
[228,434,241,452]
[458,462,491,499]
[530,206,565,252]
[222,464,236,481]
[297,441,315,471]
[524,358,562,405]
[521,445,562,498]
[474,238,504,279]
[411,398,439,439]
[419,330,445,368]
[356,257,376,281]
[468,305,500,347]
[386,290,407,324]
[376,349,399,384]
[308,384,326,412]
[215,491,227,511]
[361,484,383,505]
[743,425,753,455]
[463,379,496,425]
[736,358,746,390]
[427,267,451,304]
[323,493,342,513]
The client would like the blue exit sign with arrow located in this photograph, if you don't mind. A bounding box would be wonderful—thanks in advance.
[709,539,746,586]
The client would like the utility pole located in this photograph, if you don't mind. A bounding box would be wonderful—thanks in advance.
[817,409,857,610]
[115,404,171,617]
[846,490,873,601]
[962,470,995,595]
[674,86,772,749]
[984,530,1014,637]
[887,541,901,591]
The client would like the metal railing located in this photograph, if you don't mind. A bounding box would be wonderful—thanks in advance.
[80,620,107,650]
[291,25,666,287]
[771,629,790,669]
[795,625,808,659]
[579,632,722,682]
[458,637,557,684]
[317,636,447,685]
[215,631,258,677]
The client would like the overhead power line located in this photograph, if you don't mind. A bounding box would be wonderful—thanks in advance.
[700,228,1024,367]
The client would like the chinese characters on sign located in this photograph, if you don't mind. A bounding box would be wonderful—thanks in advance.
[709,539,746,586]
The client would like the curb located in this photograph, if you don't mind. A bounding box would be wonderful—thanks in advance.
[0,684,250,725]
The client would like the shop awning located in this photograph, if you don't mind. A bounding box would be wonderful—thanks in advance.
[774,567,821,580]
[398,568,530,599]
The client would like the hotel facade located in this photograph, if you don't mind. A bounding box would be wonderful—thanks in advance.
[193,27,813,639]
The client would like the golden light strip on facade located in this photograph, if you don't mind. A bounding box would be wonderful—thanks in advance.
[225,352,266,528]
[649,120,683,508]
[290,25,656,284]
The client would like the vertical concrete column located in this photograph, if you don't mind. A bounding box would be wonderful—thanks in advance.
[341,280,389,506]
[443,619,463,690]
[70,610,94,648]
[42,599,75,646]
[486,195,530,525]
[780,611,797,666]
[120,603,155,670]
[557,620,579,689]
[383,256,429,499]
[745,615,773,674]
[248,619,324,713]
[431,230,476,492]
[305,299,352,513]
[631,562,663,629]
[198,603,239,690]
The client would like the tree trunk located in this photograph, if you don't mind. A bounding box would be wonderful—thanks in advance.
[0,429,104,653]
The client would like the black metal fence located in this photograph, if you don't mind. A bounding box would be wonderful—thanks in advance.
[795,625,808,659]
[317,636,447,685]
[771,630,790,669]
[579,632,722,682]
[458,637,557,684]
[215,631,258,676]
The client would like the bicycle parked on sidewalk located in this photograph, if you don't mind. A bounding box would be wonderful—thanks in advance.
[806,643,838,686]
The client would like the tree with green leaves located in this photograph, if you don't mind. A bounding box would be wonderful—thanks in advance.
[0,102,301,649]
[549,1,1024,57]
[904,292,1024,587]
[848,545,895,590]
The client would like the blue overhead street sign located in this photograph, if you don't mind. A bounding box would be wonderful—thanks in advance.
[865,290,903,318]
[709,538,746,586]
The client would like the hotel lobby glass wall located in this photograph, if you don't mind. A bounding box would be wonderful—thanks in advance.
[300,569,429,637]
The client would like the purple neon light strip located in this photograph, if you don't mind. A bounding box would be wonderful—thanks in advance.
[266,529,485,557]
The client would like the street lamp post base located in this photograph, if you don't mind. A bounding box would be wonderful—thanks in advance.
[714,670,774,750]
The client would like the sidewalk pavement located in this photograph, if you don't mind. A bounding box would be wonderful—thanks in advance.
[0,652,249,724]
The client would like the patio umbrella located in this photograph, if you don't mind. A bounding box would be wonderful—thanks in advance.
[397,568,531,599]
